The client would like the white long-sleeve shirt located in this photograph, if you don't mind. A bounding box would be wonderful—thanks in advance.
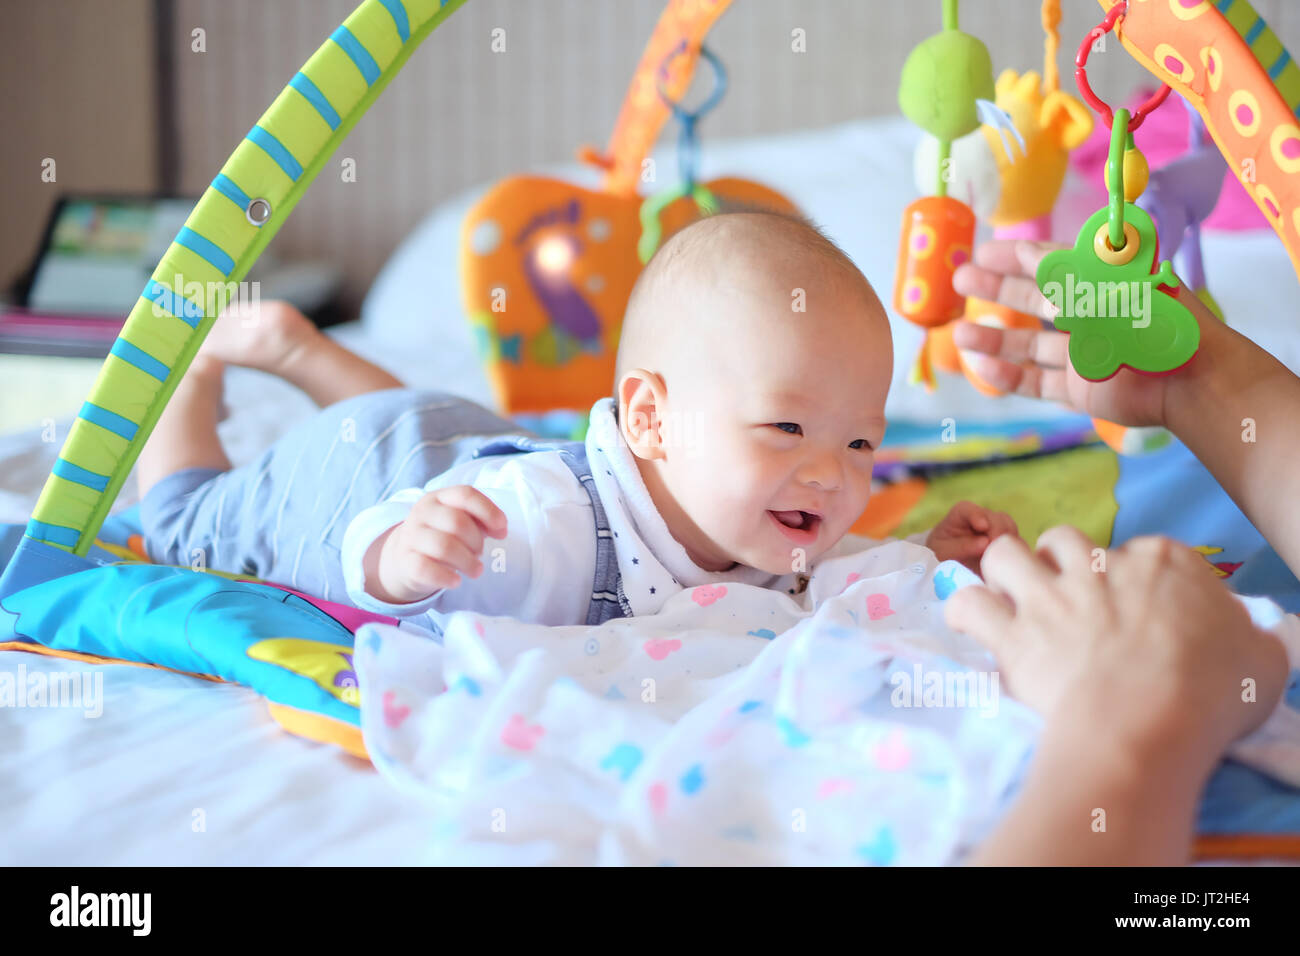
[341,397,913,629]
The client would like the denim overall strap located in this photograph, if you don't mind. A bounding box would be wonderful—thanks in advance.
[471,436,632,624]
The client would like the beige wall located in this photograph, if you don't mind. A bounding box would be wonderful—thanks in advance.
[166,0,1172,303]
[0,0,157,292]
[5,0,1300,304]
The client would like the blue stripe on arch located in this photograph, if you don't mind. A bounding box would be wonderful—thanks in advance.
[175,227,235,276]
[1244,17,1265,46]
[1217,0,1235,11]
[247,124,304,181]
[25,519,81,548]
[142,280,204,328]
[330,25,381,84]
[378,0,410,42]
[210,173,251,211]
[53,458,110,493]
[110,339,169,381]
[1270,49,1291,80]
[79,402,138,441]
[289,72,341,129]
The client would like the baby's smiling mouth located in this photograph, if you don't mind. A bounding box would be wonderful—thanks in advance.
[768,509,823,539]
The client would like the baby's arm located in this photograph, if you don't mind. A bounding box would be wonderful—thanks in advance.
[343,478,519,617]
[364,485,507,605]
[946,526,1288,865]
[341,457,594,623]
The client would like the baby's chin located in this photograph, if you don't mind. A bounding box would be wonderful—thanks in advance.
[737,533,845,578]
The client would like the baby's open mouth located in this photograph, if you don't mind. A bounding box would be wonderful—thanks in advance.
[771,510,813,529]
[768,510,822,540]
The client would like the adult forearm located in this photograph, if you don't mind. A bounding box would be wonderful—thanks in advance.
[1164,317,1300,577]
[965,709,1213,866]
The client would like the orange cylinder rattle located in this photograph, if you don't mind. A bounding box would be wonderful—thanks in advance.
[892,195,975,328]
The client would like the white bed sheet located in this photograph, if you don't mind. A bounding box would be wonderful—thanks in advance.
[0,653,435,865]
[0,322,475,865]
[3,115,1299,865]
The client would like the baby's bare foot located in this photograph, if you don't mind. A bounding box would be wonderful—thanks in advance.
[198,300,318,376]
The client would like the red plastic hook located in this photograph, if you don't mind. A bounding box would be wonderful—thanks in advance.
[1075,0,1172,132]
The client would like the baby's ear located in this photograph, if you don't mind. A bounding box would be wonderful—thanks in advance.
[617,370,668,460]
[1039,91,1094,151]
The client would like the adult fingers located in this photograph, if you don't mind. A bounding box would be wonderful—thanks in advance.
[953,348,1073,406]
[944,585,1016,654]
[1113,534,1201,572]
[978,533,1055,603]
[1034,525,1100,576]
[972,238,1063,278]
[952,266,1059,321]
[954,240,1062,321]
[951,321,1069,368]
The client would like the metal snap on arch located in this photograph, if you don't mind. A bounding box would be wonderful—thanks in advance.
[245,197,272,226]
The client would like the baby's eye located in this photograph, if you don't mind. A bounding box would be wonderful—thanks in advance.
[849,439,874,451]
[771,423,802,435]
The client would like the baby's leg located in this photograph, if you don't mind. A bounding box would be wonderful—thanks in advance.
[137,301,402,498]
[136,355,230,499]
[205,300,403,406]
[140,389,525,601]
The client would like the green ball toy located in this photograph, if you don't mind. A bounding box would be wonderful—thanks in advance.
[898,30,996,141]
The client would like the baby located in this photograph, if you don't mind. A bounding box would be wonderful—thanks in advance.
[137,211,1017,630]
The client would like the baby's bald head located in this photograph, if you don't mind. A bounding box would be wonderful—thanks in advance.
[613,210,890,411]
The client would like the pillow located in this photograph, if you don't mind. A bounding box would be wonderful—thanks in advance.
[359,182,497,409]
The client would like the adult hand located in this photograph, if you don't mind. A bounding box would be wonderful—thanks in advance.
[951,239,1221,429]
[944,525,1288,757]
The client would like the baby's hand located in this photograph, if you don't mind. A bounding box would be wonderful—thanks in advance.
[367,485,508,605]
[926,500,1019,575]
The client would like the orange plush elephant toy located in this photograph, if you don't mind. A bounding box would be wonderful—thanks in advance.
[459,0,796,419]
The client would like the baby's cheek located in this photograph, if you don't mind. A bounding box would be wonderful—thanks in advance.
[713,459,769,524]
[846,462,874,518]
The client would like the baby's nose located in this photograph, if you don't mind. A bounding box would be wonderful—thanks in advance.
[799,453,844,491]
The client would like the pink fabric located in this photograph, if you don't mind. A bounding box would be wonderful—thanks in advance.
[1069,87,1265,232]
[268,583,401,633]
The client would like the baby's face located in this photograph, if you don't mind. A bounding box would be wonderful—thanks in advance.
[634,269,893,577]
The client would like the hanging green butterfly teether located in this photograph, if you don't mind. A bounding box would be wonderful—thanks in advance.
[1035,108,1199,381]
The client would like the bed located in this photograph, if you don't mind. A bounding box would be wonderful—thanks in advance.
[3,115,1299,864]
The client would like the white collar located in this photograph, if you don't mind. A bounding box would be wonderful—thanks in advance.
[584,398,790,615]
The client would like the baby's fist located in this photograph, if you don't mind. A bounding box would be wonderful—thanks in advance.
[367,485,508,604]
[926,500,1018,575]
